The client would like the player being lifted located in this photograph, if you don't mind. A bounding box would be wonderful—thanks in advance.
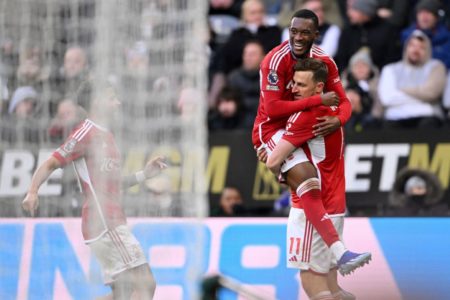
[252,9,371,276]
[22,81,165,300]
[268,58,370,300]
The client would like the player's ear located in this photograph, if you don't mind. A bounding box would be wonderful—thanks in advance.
[316,81,325,93]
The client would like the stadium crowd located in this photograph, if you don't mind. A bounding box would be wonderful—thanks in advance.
[206,0,450,132]
[0,0,449,217]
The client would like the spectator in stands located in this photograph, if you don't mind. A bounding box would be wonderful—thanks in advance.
[378,30,446,129]
[209,0,281,107]
[227,40,264,119]
[209,0,244,19]
[52,46,90,109]
[208,86,253,131]
[341,47,382,131]
[401,0,450,69]
[48,99,86,143]
[376,0,411,29]
[0,38,18,106]
[443,72,450,124]
[16,46,47,88]
[387,167,447,216]
[2,86,40,144]
[211,186,246,216]
[220,0,281,74]
[282,0,341,57]
[335,0,401,71]
[8,86,38,118]
[178,87,202,122]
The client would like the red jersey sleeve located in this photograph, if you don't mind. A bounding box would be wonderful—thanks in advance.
[324,58,352,125]
[261,62,322,119]
[52,121,90,166]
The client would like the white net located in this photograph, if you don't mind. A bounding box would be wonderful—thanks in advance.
[0,0,208,298]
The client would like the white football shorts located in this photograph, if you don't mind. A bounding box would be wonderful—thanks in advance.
[286,208,344,274]
[266,129,309,173]
[87,225,147,284]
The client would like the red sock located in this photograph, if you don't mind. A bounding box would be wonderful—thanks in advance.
[297,178,340,247]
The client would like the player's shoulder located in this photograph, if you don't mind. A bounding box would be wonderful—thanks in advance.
[262,40,291,70]
[69,119,96,141]
[311,45,336,65]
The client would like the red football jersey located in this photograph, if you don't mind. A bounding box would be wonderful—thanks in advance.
[53,119,127,240]
[252,40,351,148]
[284,108,346,214]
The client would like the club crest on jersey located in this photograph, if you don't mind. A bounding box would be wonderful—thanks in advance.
[267,70,279,85]
[63,138,77,153]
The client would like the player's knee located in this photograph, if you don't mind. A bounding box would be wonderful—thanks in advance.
[300,270,329,298]
[134,265,156,298]
[286,162,318,186]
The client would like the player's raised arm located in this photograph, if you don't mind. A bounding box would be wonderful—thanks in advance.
[122,156,168,188]
[22,156,62,217]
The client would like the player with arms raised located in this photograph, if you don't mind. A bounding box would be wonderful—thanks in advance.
[22,81,165,300]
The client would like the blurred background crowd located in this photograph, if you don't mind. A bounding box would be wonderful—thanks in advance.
[0,0,449,217]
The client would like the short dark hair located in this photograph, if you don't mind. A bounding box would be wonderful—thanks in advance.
[74,79,116,112]
[294,58,328,83]
[217,86,242,105]
[291,9,319,29]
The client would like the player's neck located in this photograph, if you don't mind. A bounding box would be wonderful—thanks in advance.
[89,113,110,129]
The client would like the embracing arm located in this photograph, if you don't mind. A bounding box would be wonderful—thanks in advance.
[312,63,352,136]
[264,91,323,119]
[22,156,62,216]
[261,64,325,119]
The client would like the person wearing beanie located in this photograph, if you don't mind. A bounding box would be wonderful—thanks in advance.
[8,86,38,118]
[401,0,450,69]
[341,47,383,131]
[335,0,401,71]
[350,0,378,18]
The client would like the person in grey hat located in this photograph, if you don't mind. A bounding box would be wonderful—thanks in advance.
[335,0,401,71]
[8,86,38,118]
[341,47,382,131]
[401,0,450,69]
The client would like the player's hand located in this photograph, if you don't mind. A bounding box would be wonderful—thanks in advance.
[313,116,341,137]
[144,156,168,178]
[320,92,339,107]
[22,192,39,217]
[257,148,268,163]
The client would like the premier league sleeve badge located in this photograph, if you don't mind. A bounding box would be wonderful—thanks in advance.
[266,70,280,91]
[268,70,279,85]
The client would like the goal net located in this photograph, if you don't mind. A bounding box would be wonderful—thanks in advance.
[0,0,208,299]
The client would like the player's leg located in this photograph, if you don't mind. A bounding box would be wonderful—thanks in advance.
[301,271,334,300]
[267,131,343,253]
[88,225,154,299]
[326,269,356,300]
[308,131,371,275]
[288,208,336,300]
[128,264,156,299]
[282,156,343,253]
[111,272,134,300]
[110,264,155,300]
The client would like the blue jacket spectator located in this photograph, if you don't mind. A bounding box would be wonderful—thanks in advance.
[401,0,450,69]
